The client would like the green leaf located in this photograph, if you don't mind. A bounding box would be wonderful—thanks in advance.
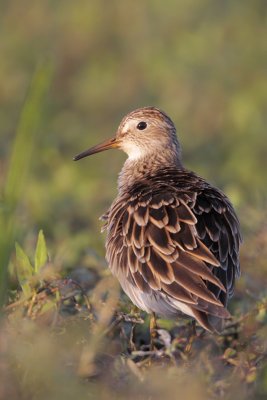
[15,242,33,297]
[34,230,48,273]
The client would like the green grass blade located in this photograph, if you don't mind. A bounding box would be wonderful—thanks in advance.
[15,242,33,298]
[0,63,53,308]
[34,229,48,273]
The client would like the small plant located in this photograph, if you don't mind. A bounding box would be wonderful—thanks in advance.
[12,230,89,321]
[12,229,60,319]
[15,229,48,298]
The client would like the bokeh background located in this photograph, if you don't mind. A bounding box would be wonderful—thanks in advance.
[0,1,266,399]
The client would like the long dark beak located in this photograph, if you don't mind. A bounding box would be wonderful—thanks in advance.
[73,137,119,161]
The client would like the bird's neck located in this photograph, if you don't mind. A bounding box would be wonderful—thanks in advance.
[118,150,183,193]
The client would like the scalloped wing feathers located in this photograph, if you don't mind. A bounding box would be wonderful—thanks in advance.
[103,169,241,332]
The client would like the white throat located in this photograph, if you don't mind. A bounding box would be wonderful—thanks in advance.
[123,143,147,161]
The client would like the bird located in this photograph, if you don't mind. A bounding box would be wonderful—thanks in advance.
[73,107,241,333]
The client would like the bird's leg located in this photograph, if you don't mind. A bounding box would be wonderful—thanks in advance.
[149,312,158,350]
[185,319,196,354]
[129,323,136,352]
[191,319,196,335]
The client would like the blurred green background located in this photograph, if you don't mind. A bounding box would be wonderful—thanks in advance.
[0,0,266,299]
[1,0,266,263]
[0,1,267,399]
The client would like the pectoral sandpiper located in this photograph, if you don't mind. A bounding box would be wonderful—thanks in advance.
[74,107,241,333]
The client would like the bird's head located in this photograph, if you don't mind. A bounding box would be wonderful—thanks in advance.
[73,107,181,162]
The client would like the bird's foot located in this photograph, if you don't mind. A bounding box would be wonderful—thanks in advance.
[184,320,196,354]
[149,312,158,350]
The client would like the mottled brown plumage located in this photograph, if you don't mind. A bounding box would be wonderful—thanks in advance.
[74,106,241,332]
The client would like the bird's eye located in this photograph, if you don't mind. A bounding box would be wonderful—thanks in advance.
[137,121,147,130]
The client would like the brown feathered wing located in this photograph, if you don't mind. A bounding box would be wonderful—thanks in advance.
[104,172,241,332]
